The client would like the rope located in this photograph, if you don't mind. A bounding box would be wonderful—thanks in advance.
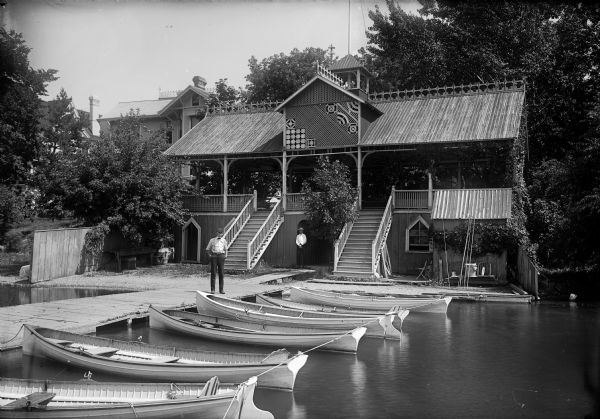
[222,382,244,419]
[129,403,140,419]
[254,315,388,379]
[1,324,24,346]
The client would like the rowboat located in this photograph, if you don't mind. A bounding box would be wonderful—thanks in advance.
[289,287,453,313]
[0,376,272,419]
[149,306,366,353]
[21,324,307,391]
[196,291,408,339]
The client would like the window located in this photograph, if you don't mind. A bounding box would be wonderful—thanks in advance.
[406,217,430,252]
[192,94,200,106]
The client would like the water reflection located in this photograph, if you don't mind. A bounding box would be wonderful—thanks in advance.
[0,284,132,307]
[1,301,598,418]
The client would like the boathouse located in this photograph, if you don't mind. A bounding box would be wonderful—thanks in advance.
[164,55,526,280]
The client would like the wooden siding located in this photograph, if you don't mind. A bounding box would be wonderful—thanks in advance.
[173,214,234,264]
[387,212,432,274]
[164,112,283,157]
[363,90,524,145]
[261,214,330,267]
[30,228,90,283]
[517,245,538,297]
[288,78,353,107]
[432,188,512,219]
[286,103,358,148]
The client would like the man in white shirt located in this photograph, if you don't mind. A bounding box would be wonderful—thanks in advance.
[296,227,307,267]
[206,227,228,294]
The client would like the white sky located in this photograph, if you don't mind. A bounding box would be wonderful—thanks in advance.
[2,0,419,133]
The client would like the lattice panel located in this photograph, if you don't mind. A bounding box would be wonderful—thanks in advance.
[285,127,316,149]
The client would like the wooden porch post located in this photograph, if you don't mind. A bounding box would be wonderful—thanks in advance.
[282,151,288,211]
[357,147,363,210]
[428,172,433,209]
[223,156,228,212]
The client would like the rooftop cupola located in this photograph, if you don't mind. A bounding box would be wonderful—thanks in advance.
[328,54,373,100]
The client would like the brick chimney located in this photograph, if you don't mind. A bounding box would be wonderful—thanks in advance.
[192,76,207,90]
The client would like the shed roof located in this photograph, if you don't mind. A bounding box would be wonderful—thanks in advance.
[100,99,171,120]
[363,88,524,146]
[431,188,512,220]
[164,111,283,157]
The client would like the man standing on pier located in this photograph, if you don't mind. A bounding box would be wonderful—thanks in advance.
[206,228,228,294]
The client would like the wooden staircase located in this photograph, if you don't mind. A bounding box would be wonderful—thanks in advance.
[334,209,385,277]
[226,208,283,271]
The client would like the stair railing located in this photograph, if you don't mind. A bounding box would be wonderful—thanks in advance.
[371,190,394,275]
[223,191,256,249]
[333,198,358,272]
[247,200,283,270]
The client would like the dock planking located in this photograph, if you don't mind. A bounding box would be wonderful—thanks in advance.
[0,272,296,350]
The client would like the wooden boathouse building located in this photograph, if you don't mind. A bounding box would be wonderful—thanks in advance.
[163,55,526,281]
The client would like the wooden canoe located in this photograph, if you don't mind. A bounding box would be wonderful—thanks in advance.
[289,287,453,313]
[0,376,272,419]
[21,324,307,391]
[195,291,408,339]
[149,306,366,353]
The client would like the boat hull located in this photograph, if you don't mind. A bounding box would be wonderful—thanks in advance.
[289,287,452,313]
[21,325,305,391]
[150,306,366,353]
[195,291,406,339]
[0,376,272,419]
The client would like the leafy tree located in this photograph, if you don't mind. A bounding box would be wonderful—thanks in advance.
[47,112,190,246]
[0,28,57,185]
[245,47,334,102]
[207,78,244,107]
[301,157,358,247]
[364,1,600,274]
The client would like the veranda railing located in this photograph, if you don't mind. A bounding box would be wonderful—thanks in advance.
[247,200,283,270]
[182,193,254,212]
[286,193,306,211]
[394,190,429,209]
[333,199,359,272]
[372,190,394,275]
[223,191,257,248]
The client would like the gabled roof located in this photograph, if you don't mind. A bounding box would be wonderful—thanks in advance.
[100,99,171,120]
[362,87,525,145]
[432,188,512,220]
[274,75,370,112]
[164,111,283,157]
[330,54,363,70]
[159,85,210,115]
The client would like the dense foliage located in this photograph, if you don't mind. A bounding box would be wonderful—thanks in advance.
[0,28,57,244]
[44,113,190,246]
[363,0,600,274]
[301,157,358,244]
[245,47,334,102]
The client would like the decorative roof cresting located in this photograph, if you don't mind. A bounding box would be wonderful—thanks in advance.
[369,80,525,102]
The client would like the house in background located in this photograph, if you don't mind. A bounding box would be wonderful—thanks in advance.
[98,75,210,144]
[163,55,526,283]
[98,75,211,178]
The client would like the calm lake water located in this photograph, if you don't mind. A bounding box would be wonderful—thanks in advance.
[0,284,133,307]
[1,301,598,418]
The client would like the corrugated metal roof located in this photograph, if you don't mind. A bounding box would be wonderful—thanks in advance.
[164,111,283,157]
[101,99,171,120]
[329,54,363,70]
[431,188,512,220]
[363,89,524,145]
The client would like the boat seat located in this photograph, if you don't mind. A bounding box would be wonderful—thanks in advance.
[111,353,180,363]
[199,376,220,397]
[4,392,56,410]
[45,338,73,346]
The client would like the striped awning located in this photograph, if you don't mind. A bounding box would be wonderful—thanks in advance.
[431,188,512,220]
